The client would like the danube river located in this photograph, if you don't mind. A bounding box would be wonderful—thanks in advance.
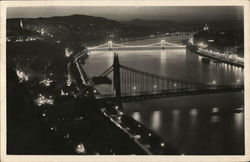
[83,37,244,155]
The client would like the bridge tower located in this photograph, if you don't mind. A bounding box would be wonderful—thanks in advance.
[113,53,122,109]
[108,41,113,50]
[161,40,165,49]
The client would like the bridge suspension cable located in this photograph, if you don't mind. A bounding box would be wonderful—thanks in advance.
[164,41,185,47]
[88,40,186,50]
[98,63,209,96]
[89,43,109,49]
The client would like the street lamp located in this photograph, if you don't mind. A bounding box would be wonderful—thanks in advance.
[65,48,73,57]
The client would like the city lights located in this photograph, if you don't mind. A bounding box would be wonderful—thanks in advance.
[117,116,122,122]
[64,134,70,139]
[115,105,119,110]
[35,94,54,106]
[198,47,244,65]
[134,135,141,139]
[75,143,86,154]
[212,107,219,113]
[118,111,124,115]
[16,70,28,82]
[65,48,73,57]
[197,42,208,48]
[66,78,72,87]
[40,78,53,87]
[50,127,57,132]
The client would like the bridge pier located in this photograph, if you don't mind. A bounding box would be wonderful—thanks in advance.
[108,41,113,50]
[113,53,123,110]
[161,40,165,49]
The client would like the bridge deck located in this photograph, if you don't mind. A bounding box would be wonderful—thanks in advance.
[88,46,186,51]
[95,86,244,102]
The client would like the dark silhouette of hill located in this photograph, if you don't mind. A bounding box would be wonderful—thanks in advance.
[7,14,243,46]
[122,18,175,27]
[7,14,136,45]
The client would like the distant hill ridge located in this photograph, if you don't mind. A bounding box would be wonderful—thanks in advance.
[124,18,243,31]
[7,14,243,46]
[7,14,243,31]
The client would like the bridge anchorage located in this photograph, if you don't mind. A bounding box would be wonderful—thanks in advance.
[93,53,244,104]
[88,40,186,51]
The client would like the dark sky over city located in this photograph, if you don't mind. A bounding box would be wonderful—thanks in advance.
[7,6,243,21]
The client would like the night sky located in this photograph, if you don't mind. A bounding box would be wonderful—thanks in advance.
[7,6,243,21]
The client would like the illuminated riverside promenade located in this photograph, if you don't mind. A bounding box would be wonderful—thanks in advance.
[196,47,244,68]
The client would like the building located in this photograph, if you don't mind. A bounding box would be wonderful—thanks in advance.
[203,24,209,31]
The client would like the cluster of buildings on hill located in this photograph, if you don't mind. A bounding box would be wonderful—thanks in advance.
[190,24,244,57]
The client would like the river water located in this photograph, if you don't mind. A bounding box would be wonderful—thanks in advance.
[83,38,244,155]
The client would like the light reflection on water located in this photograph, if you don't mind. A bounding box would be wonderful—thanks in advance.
[234,112,244,131]
[190,108,198,116]
[172,109,181,137]
[189,109,198,131]
[151,111,161,132]
[128,107,244,155]
[210,115,220,123]
[131,112,141,121]
[212,107,219,113]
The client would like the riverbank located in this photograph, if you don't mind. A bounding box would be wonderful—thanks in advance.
[196,48,244,68]
[186,43,244,68]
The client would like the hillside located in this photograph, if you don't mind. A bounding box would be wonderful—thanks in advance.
[7,14,243,46]
[7,15,158,46]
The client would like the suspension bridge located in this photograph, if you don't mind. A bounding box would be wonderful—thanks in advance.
[92,54,243,103]
[88,40,186,51]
